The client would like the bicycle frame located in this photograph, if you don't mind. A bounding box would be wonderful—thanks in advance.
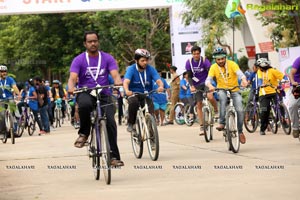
[136,96,150,142]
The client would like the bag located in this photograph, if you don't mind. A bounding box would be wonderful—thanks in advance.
[37,93,45,107]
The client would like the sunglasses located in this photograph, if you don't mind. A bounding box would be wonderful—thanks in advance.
[0,71,7,73]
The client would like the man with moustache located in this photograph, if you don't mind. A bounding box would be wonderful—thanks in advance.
[205,47,247,144]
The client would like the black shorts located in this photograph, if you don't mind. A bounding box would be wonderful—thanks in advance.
[194,84,207,102]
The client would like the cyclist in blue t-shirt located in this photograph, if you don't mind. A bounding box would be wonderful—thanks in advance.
[152,70,170,126]
[247,62,258,103]
[123,49,164,132]
[0,65,20,134]
[179,71,194,116]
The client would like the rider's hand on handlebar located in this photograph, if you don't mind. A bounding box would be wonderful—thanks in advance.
[157,86,164,93]
[125,90,133,97]
[291,81,299,86]
[208,85,215,92]
[190,85,196,93]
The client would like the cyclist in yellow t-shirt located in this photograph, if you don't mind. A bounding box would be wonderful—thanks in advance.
[256,58,286,135]
[205,47,248,144]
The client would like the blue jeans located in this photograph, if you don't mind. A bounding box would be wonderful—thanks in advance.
[40,105,50,132]
[218,90,244,134]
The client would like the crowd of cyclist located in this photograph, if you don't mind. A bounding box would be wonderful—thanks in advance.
[0,65,75,138]
[1,31,300,170]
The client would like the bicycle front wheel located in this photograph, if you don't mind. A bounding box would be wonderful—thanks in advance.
[226,111,240,153]
[131,116,143,159]
[184,104,194,127]
[28,113,36,136]
[90,126,100,180]
[244,103,259,133]
[145,113,159,161]
[203,106,212,143]
[9,114,14,144]
[269,107,278,134]
[280,104,291,135]
[174,103,185,125]
[100,120,111,185]
[55,109,60,128]
[16,115,26,137]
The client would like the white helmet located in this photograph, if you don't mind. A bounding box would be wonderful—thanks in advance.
[256,58,271,69]
[0,65,7,71]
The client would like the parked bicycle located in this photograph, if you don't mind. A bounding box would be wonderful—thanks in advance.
[74,85,113,185]
[130,91,159,161]
[0,100,15,144]
[16,103,36,137]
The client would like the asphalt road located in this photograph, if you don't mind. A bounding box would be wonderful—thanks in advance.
[0,121,299,200]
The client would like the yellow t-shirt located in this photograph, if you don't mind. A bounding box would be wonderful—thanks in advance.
[208,60,240,92]
[257,68,284,96]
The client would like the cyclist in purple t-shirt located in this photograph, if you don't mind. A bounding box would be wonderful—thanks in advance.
[67,31,124,167]
[288,56,300,139]
[185,46,218,133]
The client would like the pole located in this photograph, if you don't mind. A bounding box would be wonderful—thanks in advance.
[232,17,235,61]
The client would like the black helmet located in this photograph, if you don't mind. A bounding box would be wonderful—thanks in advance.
[256,58,271,69]
[134,48,151,60]
[212,47,227,59]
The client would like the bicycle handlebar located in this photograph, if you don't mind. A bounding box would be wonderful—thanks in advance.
[74,85,121,94]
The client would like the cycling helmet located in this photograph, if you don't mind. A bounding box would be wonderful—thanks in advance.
[0,65,7,71]
[256,58,271,69]
[52,80,60,84]
[134,48,151,60]
[212,47,227,58]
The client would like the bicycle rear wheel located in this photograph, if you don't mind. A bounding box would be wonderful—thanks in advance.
[280,104,291,135]
[100,120,111,185]
[184,104,194,126]
[131,116,143,159]
[145,113,159,161]
[226,111,239,153]
[174,103,185,125]
[244,103,259,133]
[89,126,100,180]
[203,106,212,143]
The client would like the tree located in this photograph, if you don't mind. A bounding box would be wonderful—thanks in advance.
[91,9,171,72]
[182,0,245,57]
[255,0,300,48]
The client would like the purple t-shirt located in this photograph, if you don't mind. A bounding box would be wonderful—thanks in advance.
[292,57,300,82]
[185,56,211,86]
[70,51,118,95]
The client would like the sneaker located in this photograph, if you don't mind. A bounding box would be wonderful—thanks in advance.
[260,131,266,135]
[111,158,125,167]
[292,129,300,138]
[38,130,46,136]
[216,124,225,131]
[239,133,246,144]
[127,123,133,132]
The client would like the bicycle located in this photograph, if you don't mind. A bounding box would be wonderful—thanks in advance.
[130,91,159,161]
[74,85,113,185]
[199,89,215,143]
[244,88,260,133]
[163,101,171,124]
[266,82,291,135]
[0,99,15,144]
[183,98,196,127]
[54,98,64,128]
[16,103,36,137]
[65,99,73,122]
[215,86,241,153]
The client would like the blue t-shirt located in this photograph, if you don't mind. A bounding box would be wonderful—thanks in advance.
[28,86,38,111]
[152,78,170,104]
[124,64,160,93]
[0,76,16,99]
[247,72,257,90]
[46,85,51,104]
[179,79,192,99]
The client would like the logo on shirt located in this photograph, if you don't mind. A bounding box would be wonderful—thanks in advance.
[85,67,105,78]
